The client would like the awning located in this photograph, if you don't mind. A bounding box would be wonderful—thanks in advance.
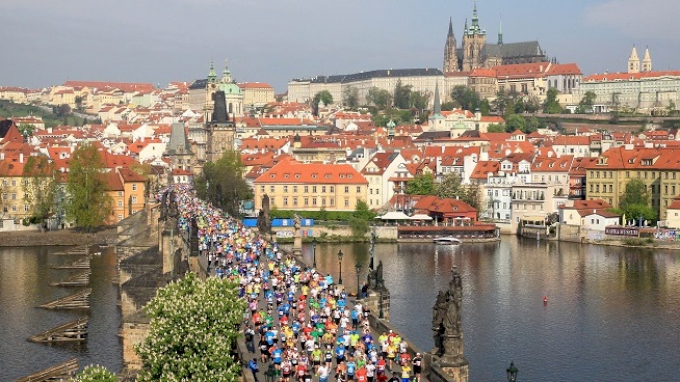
[379,211,412,220]
[410,214,433,220]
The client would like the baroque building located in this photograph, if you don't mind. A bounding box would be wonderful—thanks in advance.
[205,90,236,163]
[443,1,549,73]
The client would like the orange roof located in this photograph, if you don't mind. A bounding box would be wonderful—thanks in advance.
[238,82,273,89]
[254,158,367,185]
[495,62,551,79]
[118,167,146,183]
[470,161,501,179]
[64,81,155,93]
[546,63,582,76]
[531,155,574,172]
[583,70,680,82]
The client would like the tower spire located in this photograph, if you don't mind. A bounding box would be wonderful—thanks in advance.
[448,17,454,37]
[433,81,442,116]
[642,46,652,73]
[498,16,503,45]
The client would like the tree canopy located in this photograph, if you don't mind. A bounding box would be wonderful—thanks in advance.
[195,150,253,217]
[22,155,58,222]
[136,273,246,381]
[614,179,657,224]
[311,90,333,115]
[405,173,436,195]
[342,86,359,109]
[65,143,113,230]
[366,87,393,109]
[543,88,563,114]
[576,91,597,114]
[393,80,413,109]
[72,365,117,382]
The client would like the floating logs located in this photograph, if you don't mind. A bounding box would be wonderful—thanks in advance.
[52,257,90,269]
[15,358,79,382]
[50,270,91,287]
[52,245,90,256]
[28,317,88,343]
[38,289,91,310]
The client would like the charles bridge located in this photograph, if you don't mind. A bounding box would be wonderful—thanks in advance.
[112,193,472,382]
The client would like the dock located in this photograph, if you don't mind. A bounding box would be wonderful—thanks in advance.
[15,358,79,382]
[38,289,91,310]
[28,317,88,343]
[50,270,91,287]
[52,257,90,269]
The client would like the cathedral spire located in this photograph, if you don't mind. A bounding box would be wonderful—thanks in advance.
[433,81,442,116]
[498,17,503,45]
[627,45,640,74]
[448,17,454,37]
[222,59,232,83]
[464,18,468,34]
[471,0,480,30]
[642,46,652,73]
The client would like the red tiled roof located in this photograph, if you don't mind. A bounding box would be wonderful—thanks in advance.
[254,158,367,185]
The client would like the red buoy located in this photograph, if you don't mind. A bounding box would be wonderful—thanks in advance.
[543,295,548,305]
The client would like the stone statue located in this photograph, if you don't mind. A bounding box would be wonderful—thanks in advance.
[160,190,168,220]
[293,213,302,231]
[257,194,272,235]
[432,266,464,359]
[375,260,384,287]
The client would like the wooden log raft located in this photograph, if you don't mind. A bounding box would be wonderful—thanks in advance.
[38,288,91,310]
[50,271,91,287]
[52,257,90,269]
[52,245,90,256]
[15,358,79,382]
[28,317,88,343]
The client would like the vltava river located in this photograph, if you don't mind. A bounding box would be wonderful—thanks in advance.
[0,246,121,381]
[2,238,679,381]
[304,238,680,382]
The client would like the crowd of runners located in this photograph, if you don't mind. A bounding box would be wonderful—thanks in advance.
[165,186,423,382]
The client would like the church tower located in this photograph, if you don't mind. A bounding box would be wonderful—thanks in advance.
[627,46,640,74]
[642,47,652,73]
[443,17,460,73]
[205,90,236,163]
[204,60,218,122]
[462,1,487,72]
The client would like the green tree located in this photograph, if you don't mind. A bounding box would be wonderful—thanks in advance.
[616,179,657,224]
[354,199,377,220]
[450,86,480,111]
[366,87,393,109]
[524,116,540,133]
[136,273,245,382]
[349,216,370,237]
[441,102,456,111]
[311,90,333,115]
[195,150,253,217]
[576,91,597,114]
[436,172,463,199]
[22,155,57,222]
[65,143,113,231]
[410,91,430,112]
[505,114,526,132]
[405,173,436,195]
[73,365,117,382]
[478,98,491,116]
[487,123,505,133]
[17,123,36,137]
[342,86,359,109]
[393,80,413,109]
[543,88,563,114]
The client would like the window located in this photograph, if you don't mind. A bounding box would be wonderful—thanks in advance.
[322,186,326,193]
[370,189,373,195]
[260,186,265,193]
[1,193,6,200]
[11,180,16,186]
[330,186,334,193]
[132,184,137,191]
[118,200,123,208]
[270,186,275,193]
[283,186,288,193]
[24,204,30,212]
[293,197,298,206]
[313,186,317,193]
[11,193,16,200]
[312,198,317,206]
[293,186,298,193]
[330,198,335,206]
[283,197,288,206]
[345,186,349,193]
[304,186,309,193]
[132,196,137,204]
[304,197,309,206]
[322,198,326,206]
[345,198,350,207]
[118,214,123,221]
[356,186,361,193]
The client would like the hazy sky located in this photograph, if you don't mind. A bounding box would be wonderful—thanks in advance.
[2,0,679,93]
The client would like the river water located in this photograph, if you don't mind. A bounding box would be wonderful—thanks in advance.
[1,238,679,381]
[0,246,121,381]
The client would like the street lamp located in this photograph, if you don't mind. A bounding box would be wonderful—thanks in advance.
[312,237,317,268]
[506,361,518,382]
[379,290,384,319]
[369,229,376,270]
[337,249,344,284]
[355,263,363,299]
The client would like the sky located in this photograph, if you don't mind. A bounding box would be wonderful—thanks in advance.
[1,0,679,93]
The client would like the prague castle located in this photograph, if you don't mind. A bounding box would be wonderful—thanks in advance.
[443,1,549,73]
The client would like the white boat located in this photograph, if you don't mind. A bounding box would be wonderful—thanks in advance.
[433,237,462,245]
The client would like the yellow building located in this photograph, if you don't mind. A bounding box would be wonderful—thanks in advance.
[253,158,368,212]
[239,82,275,108]
[585,145,680,221]
[103,168,147,223]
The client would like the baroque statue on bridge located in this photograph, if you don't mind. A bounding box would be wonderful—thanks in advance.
[432,266,464,358]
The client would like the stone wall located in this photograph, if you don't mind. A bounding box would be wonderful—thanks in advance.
[121,321,149,371]
[0,229,117,247]
[557,224,582,243]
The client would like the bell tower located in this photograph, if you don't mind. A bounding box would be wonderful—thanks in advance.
[627,45,640,74]
[641,47,652,73]
[462,1,486,72]
[443,17,460,73]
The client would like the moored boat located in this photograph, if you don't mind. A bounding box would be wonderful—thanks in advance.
[433,236,462,245]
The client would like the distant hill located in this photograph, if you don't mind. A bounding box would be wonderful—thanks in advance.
[0,100,92,128]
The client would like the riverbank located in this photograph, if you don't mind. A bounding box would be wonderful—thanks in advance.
[0,228,117,247]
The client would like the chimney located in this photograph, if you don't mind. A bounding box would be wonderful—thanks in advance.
[19,153,24,163]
